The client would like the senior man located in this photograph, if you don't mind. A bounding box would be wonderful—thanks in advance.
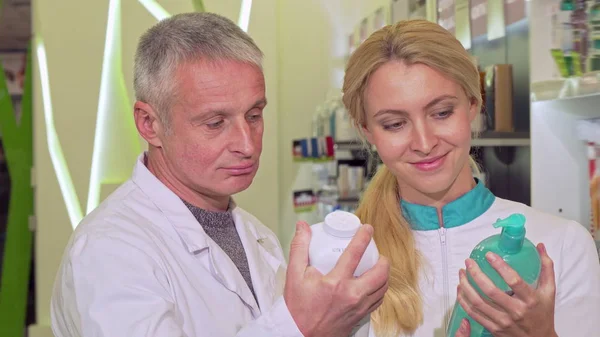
[50,12,389,337]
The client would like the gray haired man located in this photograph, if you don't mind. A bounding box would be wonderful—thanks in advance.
[50,12,389,337]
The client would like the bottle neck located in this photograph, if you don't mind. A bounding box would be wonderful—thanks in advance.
[498,228,525,254]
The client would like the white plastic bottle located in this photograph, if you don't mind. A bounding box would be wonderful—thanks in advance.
[308,210,379,277]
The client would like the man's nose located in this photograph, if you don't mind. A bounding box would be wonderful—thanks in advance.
[230,121,255,157]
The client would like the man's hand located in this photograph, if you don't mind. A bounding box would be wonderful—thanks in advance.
[284,221,390,337]
[456,243,558,337]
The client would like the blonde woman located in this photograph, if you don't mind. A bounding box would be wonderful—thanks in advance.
[343,20,600,337]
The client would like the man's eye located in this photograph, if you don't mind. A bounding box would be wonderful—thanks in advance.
[207,120,224,129]
[248,114,262,122]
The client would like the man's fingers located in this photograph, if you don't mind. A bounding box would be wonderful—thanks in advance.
[366,296,385,314]
[357,255,390,295]
[287,221,312,280]
[330,224,374,278]
[367,278,389,302]
[361,278,389,315]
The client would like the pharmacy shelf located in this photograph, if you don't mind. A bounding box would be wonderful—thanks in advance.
[531,93,600,227]
[337,197,360,206]
[336,132,530,150]
[471,131,530,147]
[334,141,370,152]
[531,92,600,108]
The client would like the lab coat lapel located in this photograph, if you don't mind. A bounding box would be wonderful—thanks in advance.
[204,239,261,317]
[232,208,283,314]
[133,154,280,317]
[132,153,210,253]
[131,154,262,315]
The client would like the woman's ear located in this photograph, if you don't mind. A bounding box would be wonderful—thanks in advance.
[469,97,479,123]
[134,101,164,148]
[362,123,375,144]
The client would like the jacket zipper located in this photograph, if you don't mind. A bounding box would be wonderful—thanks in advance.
[439,227,449,336]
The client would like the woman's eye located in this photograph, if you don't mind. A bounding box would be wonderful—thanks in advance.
[434,110,454,119]
[383,121,406,131]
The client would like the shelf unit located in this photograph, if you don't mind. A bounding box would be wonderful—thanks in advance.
[472,131,530,147]
[329,131,532,208]
[294,139,374,216]
[337,197,361,206]
[334,132,531,151]
[334,141,371,152]
[531,93,600,229]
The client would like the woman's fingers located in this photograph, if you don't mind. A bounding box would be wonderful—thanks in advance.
[536,243,557,298]
[484,253,535,301]
[458,268,503,326]
[465,258,515,310]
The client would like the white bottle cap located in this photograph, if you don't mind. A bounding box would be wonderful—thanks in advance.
[323,210,362,238]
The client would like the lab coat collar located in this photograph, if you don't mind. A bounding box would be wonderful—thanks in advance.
[131,153,282,315]
[131,153,211,253]
[200,206,281,315]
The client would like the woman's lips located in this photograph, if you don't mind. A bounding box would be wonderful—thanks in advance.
[411,153,447,172]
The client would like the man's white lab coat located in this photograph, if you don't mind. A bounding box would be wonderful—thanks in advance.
[50,154,304,337]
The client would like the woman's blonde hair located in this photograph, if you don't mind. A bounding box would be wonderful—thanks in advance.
[342,19,482,336]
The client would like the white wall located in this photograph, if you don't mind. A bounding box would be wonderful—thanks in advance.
[276,0,394,258]
[30,1,278,335]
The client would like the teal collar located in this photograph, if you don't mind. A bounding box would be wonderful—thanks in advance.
[400,179,495,231]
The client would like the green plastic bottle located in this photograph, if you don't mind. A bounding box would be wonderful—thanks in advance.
[446,213,542,337]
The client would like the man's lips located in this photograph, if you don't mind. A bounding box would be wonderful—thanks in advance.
[222,163,255,175]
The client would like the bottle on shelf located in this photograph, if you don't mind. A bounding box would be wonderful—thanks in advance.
[556,0,576,76]
[332,94,358,143]
[587,0,600,71]
[572,0,589,73]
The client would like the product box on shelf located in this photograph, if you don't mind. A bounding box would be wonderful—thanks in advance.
[292,136,335,162]
[484,64,514,132]
[293,189,316,214]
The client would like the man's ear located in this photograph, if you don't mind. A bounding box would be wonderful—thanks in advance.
[134,101,164,147]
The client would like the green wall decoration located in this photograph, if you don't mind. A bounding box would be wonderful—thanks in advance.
[192,0,205,12]
[0,44,34,337]
[87,0,144,215]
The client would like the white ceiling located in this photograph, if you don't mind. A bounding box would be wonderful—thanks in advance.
[0,0,30,51]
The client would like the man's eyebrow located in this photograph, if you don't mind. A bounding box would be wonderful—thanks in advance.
[252,98,267,108]
[190,98,268,122]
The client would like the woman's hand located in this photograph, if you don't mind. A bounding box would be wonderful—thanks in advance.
[455,243,558,337]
